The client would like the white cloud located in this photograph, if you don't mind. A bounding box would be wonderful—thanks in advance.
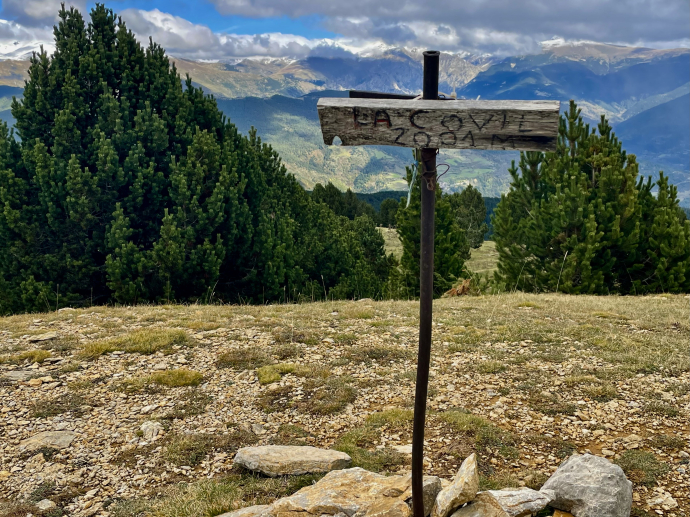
[2,0,86,27]
[120,8,319,60]
[0,0,686,63]
[0,19,53,59]
[208,0,690,53]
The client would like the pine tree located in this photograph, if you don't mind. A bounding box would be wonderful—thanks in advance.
[633,173,690,293]
[493,100,689,294]
[447,185,488,248]
[396,150,470,297]
[378,198,399,228]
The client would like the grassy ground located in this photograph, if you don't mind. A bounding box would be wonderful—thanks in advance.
[378,227,404,260]
[0,294,688,517]
[465,241,498,275]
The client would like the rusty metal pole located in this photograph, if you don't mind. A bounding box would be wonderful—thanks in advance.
[412,50,439,517]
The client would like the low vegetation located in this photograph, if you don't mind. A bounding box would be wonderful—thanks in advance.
[78,329,191,359]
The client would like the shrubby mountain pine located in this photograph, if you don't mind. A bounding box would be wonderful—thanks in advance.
[311,182,377,221]
[378,198,399,228]
[492,101,690,294]
[395,150,470,297]
[0,5,391,314]
[446,185,488,248]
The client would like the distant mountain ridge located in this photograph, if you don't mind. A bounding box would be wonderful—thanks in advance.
[0,41,686,203]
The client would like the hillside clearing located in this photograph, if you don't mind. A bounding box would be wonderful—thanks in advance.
[378,229,499,277]
[0,294,688,517]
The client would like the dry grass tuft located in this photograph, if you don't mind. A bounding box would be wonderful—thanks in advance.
[31,393,87,418]
[648,434,686,450]
[216,348,270,370]
[163,431,258,466]
[440,410,517,458]
[300,376,357,415]
[79,329,190,359]
[148,369,203,387]
[616,450,669,487]
[1,349,51,364]
[582,382,618,402]
[644,400,680,417]
[124,472,322,517]
[475,360,507,374]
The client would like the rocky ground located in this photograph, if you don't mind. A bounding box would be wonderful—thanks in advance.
[0,294,688,517]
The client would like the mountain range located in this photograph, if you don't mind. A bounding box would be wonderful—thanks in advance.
[0,41,687,203]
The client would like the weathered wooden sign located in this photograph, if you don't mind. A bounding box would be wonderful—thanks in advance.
[317,98,560,152]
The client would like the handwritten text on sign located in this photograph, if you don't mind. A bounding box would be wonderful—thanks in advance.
[317,98,560,152]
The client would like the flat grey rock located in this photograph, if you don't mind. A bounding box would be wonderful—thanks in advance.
[233,445,351,477]
[28,332,59,342]
[485,488,554,517]
[272,467,425,517]
[20,431,77,451]
[541,453,632,517]
[217,505,272,517]
[36,499,57,511]
[1,370,35,381]
[400,474,443,516]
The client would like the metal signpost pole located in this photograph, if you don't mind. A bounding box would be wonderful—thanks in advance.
[411,50,439,517]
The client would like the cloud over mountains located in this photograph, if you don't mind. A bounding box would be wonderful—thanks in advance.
[0,0,687,60]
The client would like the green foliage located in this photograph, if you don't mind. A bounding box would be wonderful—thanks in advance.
[493,100,690,294]
[312,182,377,221]
[378,198,400,228]
[0,5,392,314]
[395,150,470,297]
[447,185,489,248]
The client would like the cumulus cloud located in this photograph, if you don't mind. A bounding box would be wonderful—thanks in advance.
[2,0,86,27]
[120,8,318,60]
[209,0,690,53]
[0,0,686,63]
[0,19,53,59]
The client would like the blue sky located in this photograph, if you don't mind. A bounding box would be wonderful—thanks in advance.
[0,0,687,61]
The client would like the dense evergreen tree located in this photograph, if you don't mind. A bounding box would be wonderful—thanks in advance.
[395,150,470,297]
[447,185,488,248]
[492,100,690,294]
[311,182,377,221]
[0,4,391,314]
[378,198,399,227]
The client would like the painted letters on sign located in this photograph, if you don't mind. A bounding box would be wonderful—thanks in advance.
[317,98,560,152]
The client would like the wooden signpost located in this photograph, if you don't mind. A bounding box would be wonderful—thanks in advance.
[316,51,560,517]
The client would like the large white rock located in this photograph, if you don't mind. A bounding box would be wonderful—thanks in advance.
[541,453,632,517]
[431,453,479,517]
[36,499,57,511]
[233,445,352,477]
[20,431,77,451]
[270,467,441,517]
[450,487,553,517]
[450,494,506,517]
[217,505,272,517]
[483,488,554,517]
[140,421,164,441]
